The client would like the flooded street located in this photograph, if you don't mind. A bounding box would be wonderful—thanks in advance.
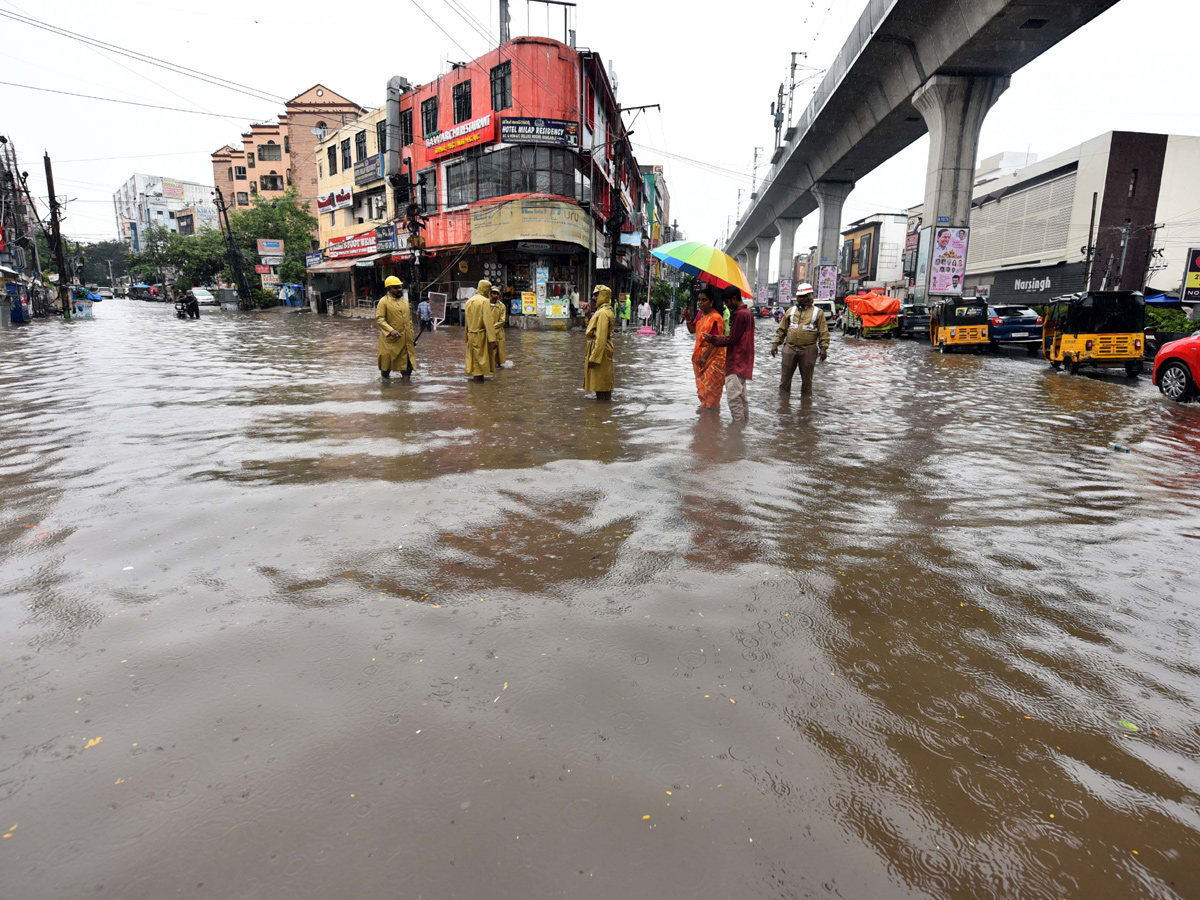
[3,299,1200,899]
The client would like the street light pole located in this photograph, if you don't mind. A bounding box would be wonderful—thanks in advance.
[43,152,70,320]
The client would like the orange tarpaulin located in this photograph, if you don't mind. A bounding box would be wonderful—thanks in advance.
[845,292,900,328]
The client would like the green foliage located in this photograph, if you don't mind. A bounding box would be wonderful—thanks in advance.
[173,230,228,291]
[1147,305,1200,334]
[228,189,317,285]
[650,280,674,312]
[79,240,128,284]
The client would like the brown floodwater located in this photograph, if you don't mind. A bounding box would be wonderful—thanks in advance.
[2,299,1199,899]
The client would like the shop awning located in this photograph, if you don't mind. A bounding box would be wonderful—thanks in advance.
[353,253,392,267]
[307,258,359,273]
[0,264,20,276]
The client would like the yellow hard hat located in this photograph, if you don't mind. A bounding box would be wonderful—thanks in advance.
[384,276,403,288]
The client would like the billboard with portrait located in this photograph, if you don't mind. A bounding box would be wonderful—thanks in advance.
[928,227,969,296]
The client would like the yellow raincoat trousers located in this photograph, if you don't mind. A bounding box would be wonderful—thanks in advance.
[584,285,615,392]
[376,293,415,372]
[489,298,507,368]
[464,280,498,375]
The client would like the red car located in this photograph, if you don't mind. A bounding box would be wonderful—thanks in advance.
[1152,333,1200,403]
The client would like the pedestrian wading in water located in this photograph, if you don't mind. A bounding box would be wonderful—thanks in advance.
[686,286,726,411]
[489,284,508,370]
[585,284,616,401]
[772,282,829,396]
[376,276,415,381]
[464,279,499,382]
[702,284,754,423]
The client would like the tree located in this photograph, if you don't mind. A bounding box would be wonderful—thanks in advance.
[129,224,180,287]
[80,240,129,284]
[173,229,227,291]
[228,188,317,286]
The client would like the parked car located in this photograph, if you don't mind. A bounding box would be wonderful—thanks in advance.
[98,287,114,300]
[813,299,837,324]
[988,304,1043,354]
[1152,332,1200,403]
[753,304,777,319]
[190,288,218,307]
[896,303,931,339]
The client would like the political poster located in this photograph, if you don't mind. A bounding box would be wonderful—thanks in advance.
[816,266,838,301]
[928,227,969,296]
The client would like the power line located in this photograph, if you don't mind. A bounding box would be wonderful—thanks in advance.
[0,81,262,118]
[0,8,287,105]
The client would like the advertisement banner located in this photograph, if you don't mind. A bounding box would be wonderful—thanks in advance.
[354,154,383,187]
[316,186,353,214]
[254,265,270,274]
[161,178,185,200]
[913,227,932,302]
[470,199,596,250]
[535,266,548,305]
[326,229,378,260]
[499,117,580,148]
[427,114,494,157]
[521,291,537,316]
[305,251,323,269]
[816,266,838,301]
[1183,247,1200,304]
[256,238,285,255]
[261,273,280,288]
[374,225,397,253]
[546,300,568,318]
[778,278,792,302]
[259,255,284,266]
[928,226,969,296]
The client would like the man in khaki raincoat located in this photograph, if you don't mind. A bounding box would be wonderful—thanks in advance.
[489,284,507,369]
[585,284,615,401]
[376,275,415,381]
[464,279,498,381]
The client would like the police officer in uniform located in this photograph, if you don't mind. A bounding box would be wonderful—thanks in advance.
[771,282,829,396]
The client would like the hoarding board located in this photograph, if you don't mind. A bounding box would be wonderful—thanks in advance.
[498,117,579,148]
[305,251,323,269]
[521,291,537,315]
[816,266,838,301]
[161,178,185,200]
[912,227,932,303]
[316,187,353,214]
[427,114,494,157]
[470,199,596,250]
[254,265,270,274]
[928,226,969,296]
[354,154,383,186]
[326,229,378,259]
[256,239,285,255]
[1183,247,1200,304]
[261,273,280,288]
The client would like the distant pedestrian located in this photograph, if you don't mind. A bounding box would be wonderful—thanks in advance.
[638,299,652,328]
[686,287,726,410]
[585,285,616,401]
[618,293,631,332]
[376,276,415,381]
[417,296,433,333]
[771,282,829,396]
[489,284,507,369]
[702,285,754,423]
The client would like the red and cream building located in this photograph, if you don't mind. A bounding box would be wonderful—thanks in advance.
[308,37,648,320]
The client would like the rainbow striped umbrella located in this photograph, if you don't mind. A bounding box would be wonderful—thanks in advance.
[651,241,752,298]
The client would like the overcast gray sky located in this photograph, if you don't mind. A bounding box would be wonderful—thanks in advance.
[3,0,1194,280]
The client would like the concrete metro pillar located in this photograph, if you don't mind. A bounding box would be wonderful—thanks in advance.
[812,181,853,268]
[911,75,1009,230]
[775,218,801,292]
[742,245,757,296]
[754,235,774,302]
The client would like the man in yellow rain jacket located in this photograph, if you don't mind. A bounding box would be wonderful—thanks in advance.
[464,279,498,381]
[376,275,415,381]
[489,284,507,369]
[585,284,615,401]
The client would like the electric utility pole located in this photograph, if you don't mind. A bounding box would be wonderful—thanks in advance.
[787,52,807,128]
[43,152,70,320]
[771,84,785,150]
[751,147,763,194]
[214,186,252,309]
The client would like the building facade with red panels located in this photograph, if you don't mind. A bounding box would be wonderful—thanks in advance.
[310,37,648,319]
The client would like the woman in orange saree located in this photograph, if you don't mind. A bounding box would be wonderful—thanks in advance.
[686,288,726,409]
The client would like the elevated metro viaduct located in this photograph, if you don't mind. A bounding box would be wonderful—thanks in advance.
[726,0,1123,300]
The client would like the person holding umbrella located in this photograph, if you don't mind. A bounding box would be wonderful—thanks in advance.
[685,286,726,410]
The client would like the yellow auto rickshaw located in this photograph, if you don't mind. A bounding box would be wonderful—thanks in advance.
[929,296,989,353]
[1042,290,1145,376]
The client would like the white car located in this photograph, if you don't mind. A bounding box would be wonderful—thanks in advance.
[191,288,219,307]
[98,287,114,300]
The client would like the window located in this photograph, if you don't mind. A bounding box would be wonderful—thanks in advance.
[340,138,351,171]
[355,130,367,162]
[261,172,285,191]
[286,169,292,186]
[840,240,854,272]
[453,80,472,124]
[478,150,504,199]
[250,181,257,194]
[376,119,388,157]
[234,166,247,180]
[327,146,338,176]
[1128,168,1139,198]
[490,61,512,111]
[236,192,249,206]
[227,166,233,181]
[247,152,255,169]
[421,97,439,137]
[416,166,437,214]
[258,141,282,162]
[446,158,477,207]
[401,109,413,147]
[284,135,290,154]
[857,233,873,273]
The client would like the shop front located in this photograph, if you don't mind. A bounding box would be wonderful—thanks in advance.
[308,224,402,314]
[966,262,1086,308]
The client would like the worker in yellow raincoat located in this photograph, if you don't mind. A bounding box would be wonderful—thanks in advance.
[464,279,498,381]
[376,275,415,381]
[585,284,615,401]
[489,284,507,369]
